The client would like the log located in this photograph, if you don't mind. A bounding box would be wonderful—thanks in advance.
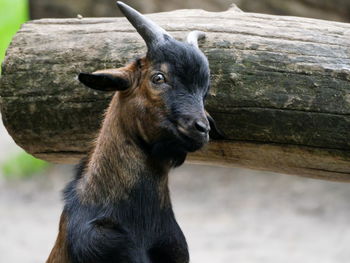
[28,0,350,23]
[1,7,350,180]
[233,0,350,22]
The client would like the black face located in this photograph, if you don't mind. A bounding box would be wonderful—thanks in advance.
[147,39,211,160]
[78,36,222,167]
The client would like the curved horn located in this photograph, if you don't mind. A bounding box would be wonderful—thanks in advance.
[116,1,172,50]
[187,31,206,48]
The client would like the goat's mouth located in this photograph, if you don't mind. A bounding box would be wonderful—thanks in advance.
[148,121,208,166]
[156,119,209,154]
[175,125,209,152]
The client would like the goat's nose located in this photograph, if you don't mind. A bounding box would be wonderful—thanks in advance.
[194,120,210,134]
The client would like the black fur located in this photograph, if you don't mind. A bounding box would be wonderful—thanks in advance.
[145,39,223,157]
[64,17,222,263]
[78,73,130,91]
[63,161,189,263]
[150,139,187,167]
[149,39,210,101]
[207,114,225,140]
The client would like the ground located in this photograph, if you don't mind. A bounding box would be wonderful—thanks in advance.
[0,118,350,263]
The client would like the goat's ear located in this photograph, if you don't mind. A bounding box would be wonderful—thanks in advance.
[78,70,130,91]
[206,111,225,140]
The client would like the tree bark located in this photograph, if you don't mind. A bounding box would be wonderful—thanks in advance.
[28,0,350,23]
[1,7,350,180]
[233,0,350,23]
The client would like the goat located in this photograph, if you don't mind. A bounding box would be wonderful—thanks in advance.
[47,2,221,263]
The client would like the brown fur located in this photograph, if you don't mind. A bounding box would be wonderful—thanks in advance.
[48,58,179,262]
[46,213,70,263]
[76,58,171,204]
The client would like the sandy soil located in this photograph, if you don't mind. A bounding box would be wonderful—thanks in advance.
[1,118,350,263]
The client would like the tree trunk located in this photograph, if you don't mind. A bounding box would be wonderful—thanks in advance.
[1,7,350,180]
[28,0,350,23]
[233,0,350,22]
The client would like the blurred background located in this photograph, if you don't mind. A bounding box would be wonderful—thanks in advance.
[1,0,350,262]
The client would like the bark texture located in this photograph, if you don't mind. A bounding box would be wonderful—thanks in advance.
[233,0,350,22]
[29,0,350,23]
[1,8,350,180]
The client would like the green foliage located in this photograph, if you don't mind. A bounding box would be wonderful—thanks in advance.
[1,152,50,178]
[0,1,38,178]
[0,0,28,71]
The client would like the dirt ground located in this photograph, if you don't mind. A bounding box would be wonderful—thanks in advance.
[1,119,350,263]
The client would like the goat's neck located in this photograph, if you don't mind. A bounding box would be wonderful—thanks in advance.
[80,96,170,204]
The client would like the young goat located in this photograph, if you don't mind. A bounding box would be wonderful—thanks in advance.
[47,2,221,263]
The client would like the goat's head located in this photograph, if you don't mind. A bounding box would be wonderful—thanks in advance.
[79,2,221,166]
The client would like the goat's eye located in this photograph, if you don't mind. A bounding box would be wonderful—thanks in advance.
[152,73,166,84]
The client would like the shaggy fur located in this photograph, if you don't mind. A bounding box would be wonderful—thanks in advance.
[47,3,222,263]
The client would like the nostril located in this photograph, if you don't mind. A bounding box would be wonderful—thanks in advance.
[194,121,209,133]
